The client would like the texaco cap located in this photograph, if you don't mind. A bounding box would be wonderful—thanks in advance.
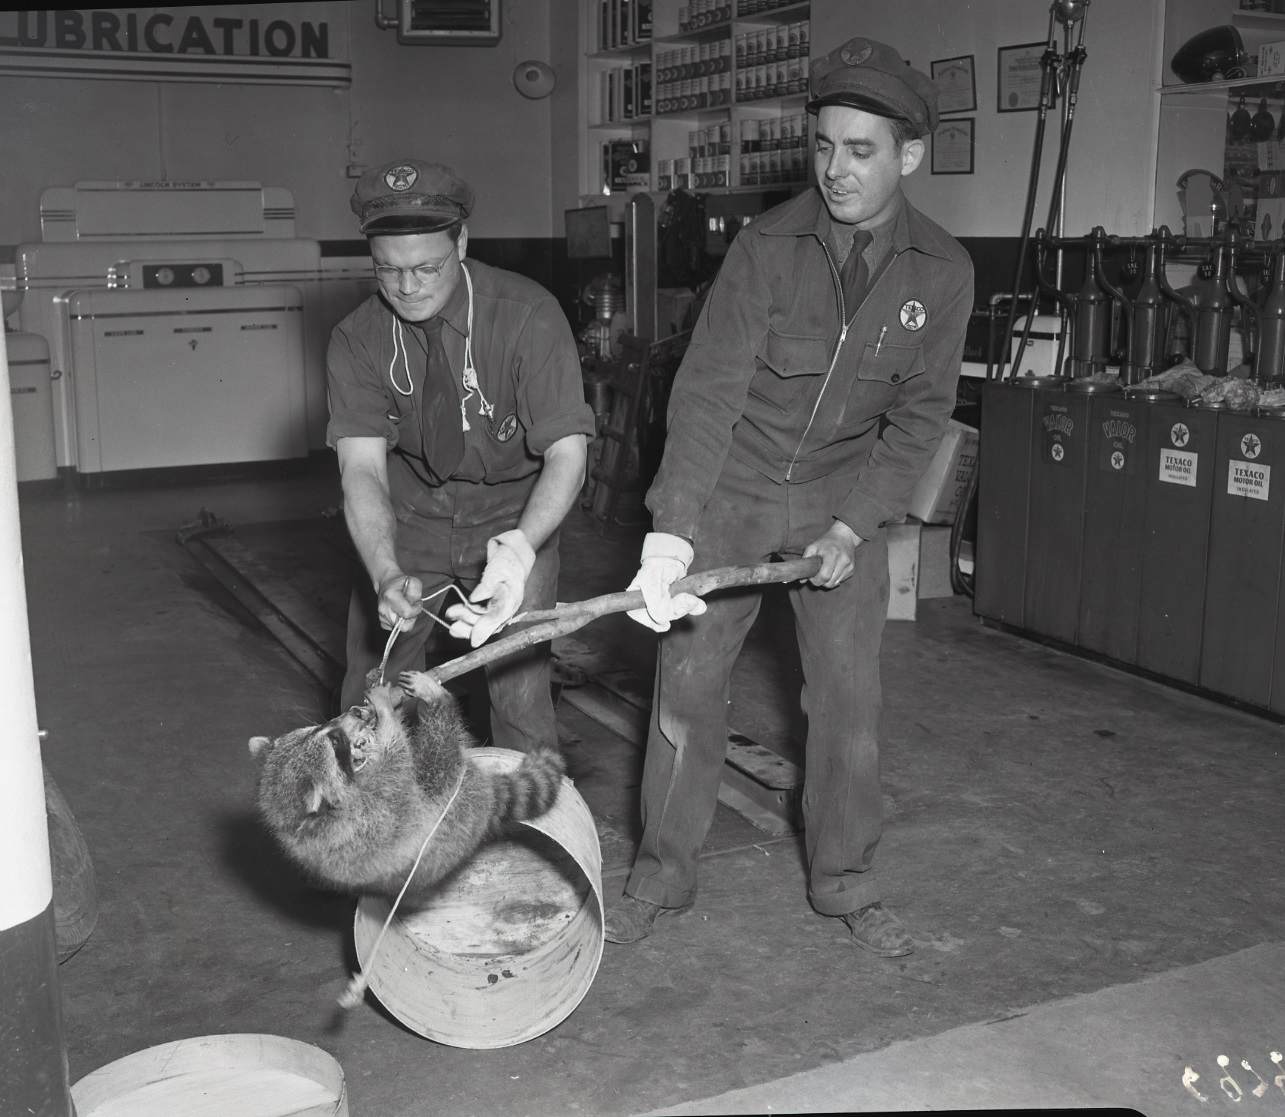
[806,37,939,136]
[350,159,474,235]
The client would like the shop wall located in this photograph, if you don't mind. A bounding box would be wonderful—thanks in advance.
[0,2,1169,300]
[0,1,574,250]
[810,0,1165,240]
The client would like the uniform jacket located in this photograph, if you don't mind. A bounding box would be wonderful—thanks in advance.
[326,258,595,505]
[647,187,974,541]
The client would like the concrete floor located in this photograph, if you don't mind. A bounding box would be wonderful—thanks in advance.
[19,458,1285,1116]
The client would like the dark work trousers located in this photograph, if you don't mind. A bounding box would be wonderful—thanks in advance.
[626,452,890,917]
[339,474,558,756]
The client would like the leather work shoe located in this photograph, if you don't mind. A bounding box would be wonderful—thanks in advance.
[840,902,915,957]
[603,894,694,944]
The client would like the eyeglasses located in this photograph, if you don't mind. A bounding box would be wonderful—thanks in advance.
[372,249,456,286]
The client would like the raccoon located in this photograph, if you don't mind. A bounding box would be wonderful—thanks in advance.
[248,671,565,906]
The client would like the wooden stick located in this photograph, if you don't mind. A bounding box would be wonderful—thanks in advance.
[427,556,822,684]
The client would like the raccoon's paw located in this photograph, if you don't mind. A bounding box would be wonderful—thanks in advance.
[366,682,402,718]
[398,670,448,705]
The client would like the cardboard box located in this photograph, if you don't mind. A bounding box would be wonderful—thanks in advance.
[906,419,979,525]
[885,522,958,621]
[1258,170,1285,242]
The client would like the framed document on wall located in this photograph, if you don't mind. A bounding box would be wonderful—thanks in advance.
[931,55,976,116]
[931,118,975,175]
[997,41,1044,112]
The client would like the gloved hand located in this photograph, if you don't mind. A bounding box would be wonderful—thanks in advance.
[626,532,708,633]
[445,529,536,648]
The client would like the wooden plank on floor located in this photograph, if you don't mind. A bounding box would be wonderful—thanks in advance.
[197,531,348,667]
[181,535,341,690]
[553,636,802,835]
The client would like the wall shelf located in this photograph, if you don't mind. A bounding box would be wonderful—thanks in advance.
[1159,76,1285,95]
[578,0,811,195]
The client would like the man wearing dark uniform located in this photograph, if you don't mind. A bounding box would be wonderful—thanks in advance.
[327,158,595,753]
[606,40,975,954]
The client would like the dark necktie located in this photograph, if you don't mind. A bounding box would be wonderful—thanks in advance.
[840,228,873,318]
[417,318,466,483]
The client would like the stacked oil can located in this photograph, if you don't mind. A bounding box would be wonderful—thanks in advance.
[975,226,1285,715]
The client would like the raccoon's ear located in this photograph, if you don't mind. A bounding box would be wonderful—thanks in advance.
[248,735,272,759]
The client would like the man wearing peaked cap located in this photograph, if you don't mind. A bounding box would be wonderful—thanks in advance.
[325,157,595,753]
[806,36,940,137]
[604,36,974,957]
[349,159,474,234]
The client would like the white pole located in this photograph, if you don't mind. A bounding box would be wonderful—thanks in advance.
[0,323,72,1116]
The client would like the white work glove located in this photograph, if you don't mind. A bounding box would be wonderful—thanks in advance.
[626,532,708,633]
[446,529,536,648]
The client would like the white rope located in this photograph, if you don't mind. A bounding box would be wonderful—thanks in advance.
[376,582,472,684]
[388,317,414,396]
[458,264,494,432]
[338,763,467,1010]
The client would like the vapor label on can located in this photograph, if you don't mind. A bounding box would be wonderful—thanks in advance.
[1098,412,1137,473]
[1041,405,1073,465]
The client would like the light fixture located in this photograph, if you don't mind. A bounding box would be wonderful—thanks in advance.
[513,59,555,99]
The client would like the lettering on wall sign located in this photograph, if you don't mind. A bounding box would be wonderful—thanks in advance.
[0,8,350,86]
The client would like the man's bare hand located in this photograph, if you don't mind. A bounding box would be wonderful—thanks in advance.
[801,521,864,588]
[376,573,424,631]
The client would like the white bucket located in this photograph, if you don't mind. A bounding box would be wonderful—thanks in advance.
[352,746,604,1048]
[70,1033,347,1116]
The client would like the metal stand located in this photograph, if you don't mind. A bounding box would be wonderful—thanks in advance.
[998,0,1091,383]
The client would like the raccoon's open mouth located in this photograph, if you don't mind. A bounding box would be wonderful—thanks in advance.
[340,704,378,773]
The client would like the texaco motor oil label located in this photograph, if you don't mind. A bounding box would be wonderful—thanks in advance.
[1227,431,1269,501]
[1159,449,1197,486]
[1159,420,1196,486]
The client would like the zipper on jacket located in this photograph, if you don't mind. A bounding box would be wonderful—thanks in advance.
[785,243,876,481]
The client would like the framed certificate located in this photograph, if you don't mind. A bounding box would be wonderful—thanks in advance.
[931,118,975,175]
[931,55,976,115]
[997,41,1045,113]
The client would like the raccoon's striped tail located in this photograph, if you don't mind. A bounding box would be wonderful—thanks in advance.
[499,748,565,823]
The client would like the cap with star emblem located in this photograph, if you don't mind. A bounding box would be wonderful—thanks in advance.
[350,158,474,235]
[806,37,939,137]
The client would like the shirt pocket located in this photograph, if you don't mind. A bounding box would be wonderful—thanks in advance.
[746,329,833,413]
[857,341,925,389]
[840,342,927,430]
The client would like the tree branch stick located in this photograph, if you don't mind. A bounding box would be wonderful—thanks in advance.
[427,556,821,684]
